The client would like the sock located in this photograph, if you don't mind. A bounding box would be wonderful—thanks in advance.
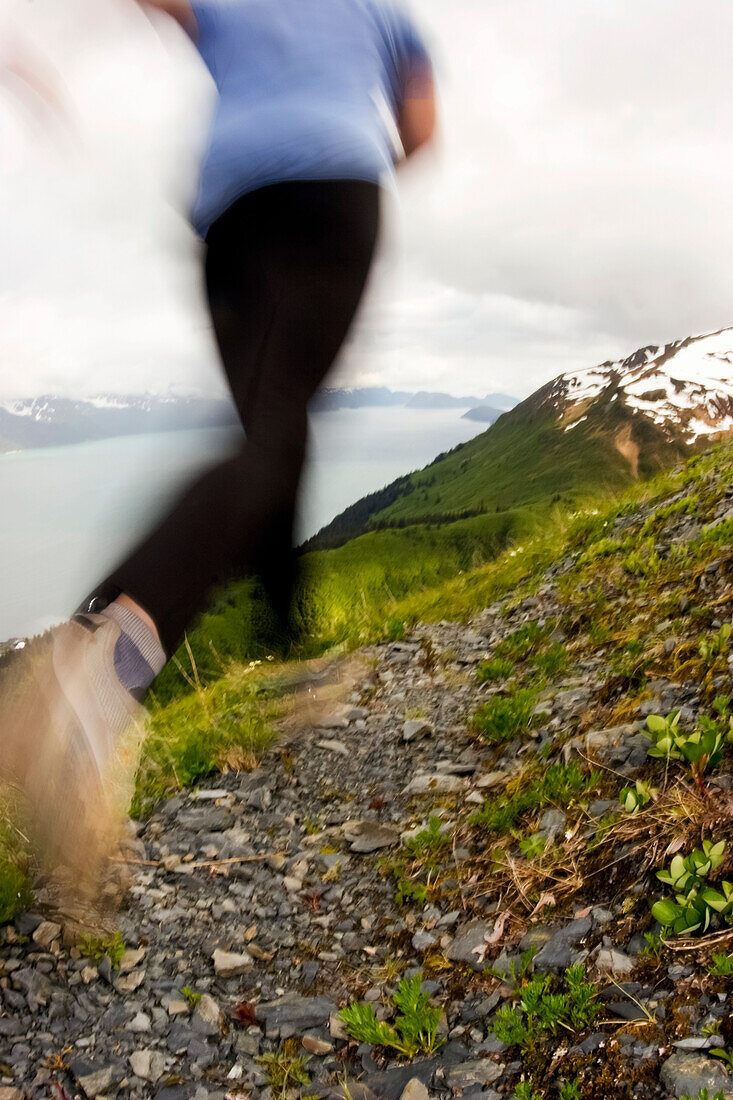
[100,602,167,699]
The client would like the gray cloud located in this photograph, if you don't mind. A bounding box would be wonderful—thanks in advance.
[1,0,733,401]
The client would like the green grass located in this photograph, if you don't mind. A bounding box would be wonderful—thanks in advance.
[0,798,32,925]
[472,762,601,835]
[471,688,538,743]
[495,621,551,662]
[78,930,126,970]
[133,660,283,817]
[477,656,516,682]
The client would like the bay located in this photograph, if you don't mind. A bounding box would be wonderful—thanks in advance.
[0,407,484,639]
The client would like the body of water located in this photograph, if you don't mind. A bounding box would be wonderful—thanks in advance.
[0,408,484,640]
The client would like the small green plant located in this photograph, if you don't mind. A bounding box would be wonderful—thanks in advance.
[532,642,569,678]
[493,964,600,1050]
[558,1082,582,1100]
[710,1046,733,1070]
[578,536,622,563]
[494,621,550,662]
[486,946,538,987]
[699,623,732,663]
[622,539,661,578]
[588,619,612,645]
[78,931,126,970]
[0,858,32,925]
[645,710,732,790]
[679,1090,726,1100]
[519,833,547,859]
[638,930,664,960]
[340,972,443,1058]
[181,986,202,1008]
[471,688,538,743]
[473,761,599,835]
[395,878,428,907]
[709,952,733,976]
[652,840,733,936]
[514,1081,543,1100]
[619,779,657,814]
[404,815,448,862]
[258,1040,311,1097]
[477,656,515,682]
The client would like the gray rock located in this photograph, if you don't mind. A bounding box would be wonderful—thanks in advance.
[256,994,336,1036]
[445,1059,503,1089]
[412,929,438,952]
[72,1062,124,1098]
[399,1081,430,1100]
[342,821,401,853]
[537,808,566,841]
[130,1049,167,1082]
[404,773,467,796]
[446,922,493,970]
[533,917,593,971]
[659,1052,733,1097]
[594,948,636,977]
[403,719,433,743]
[365,1061,437,1100]
[192,994,221,1038]
[212,948,253,977]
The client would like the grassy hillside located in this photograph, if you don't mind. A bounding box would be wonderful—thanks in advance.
[148,382,695,702]
[309,377,691,552]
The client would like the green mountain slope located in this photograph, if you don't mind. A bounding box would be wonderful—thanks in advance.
[307,379,685,551]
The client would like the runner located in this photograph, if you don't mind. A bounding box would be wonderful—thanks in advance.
[0,0,436,896]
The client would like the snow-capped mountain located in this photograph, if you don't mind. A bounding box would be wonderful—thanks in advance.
[0,393,239,451]
[0,388,521,451]
[537,327,733,444]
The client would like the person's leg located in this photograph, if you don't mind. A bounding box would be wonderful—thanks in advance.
[0,181,379,889]
[82,180,379,658]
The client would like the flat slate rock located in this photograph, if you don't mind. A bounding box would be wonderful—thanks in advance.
[533,916,593,971]
[446,921,493,970]
[659,1052,733,1098]
[255,994,336,1035]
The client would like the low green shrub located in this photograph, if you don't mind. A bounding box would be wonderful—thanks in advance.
[652,840,732,936]
[471,688,538,743]
[340,972,443,1058]
[472,762,600,835]
[645,709,733,789]
[619,779,656,814]
[709,952,733,976]
[494,621,550,662]
[78,931,126,970]
[477,656,515,682]
[493,964,600,1050]
[258,1041,311,1097]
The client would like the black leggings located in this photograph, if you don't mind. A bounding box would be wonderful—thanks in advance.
[82,180,380,655]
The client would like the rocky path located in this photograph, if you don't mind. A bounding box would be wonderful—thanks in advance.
[2,464,733,1100]
[3,625,516,1099]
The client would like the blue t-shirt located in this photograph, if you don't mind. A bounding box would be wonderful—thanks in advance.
[189,0,431,237]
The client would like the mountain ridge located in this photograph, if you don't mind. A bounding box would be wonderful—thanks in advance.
[0,387,520,452]
[308,325,733,550]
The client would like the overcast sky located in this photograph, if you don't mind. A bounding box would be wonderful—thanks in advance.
[2,0,733,401]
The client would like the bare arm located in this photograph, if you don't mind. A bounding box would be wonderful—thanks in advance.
[136,0,198,38]
[398,82,437,159]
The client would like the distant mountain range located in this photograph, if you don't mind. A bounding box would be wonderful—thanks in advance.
[307,326,733,550]
[0,388,519,452]
[309,387,518,413]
